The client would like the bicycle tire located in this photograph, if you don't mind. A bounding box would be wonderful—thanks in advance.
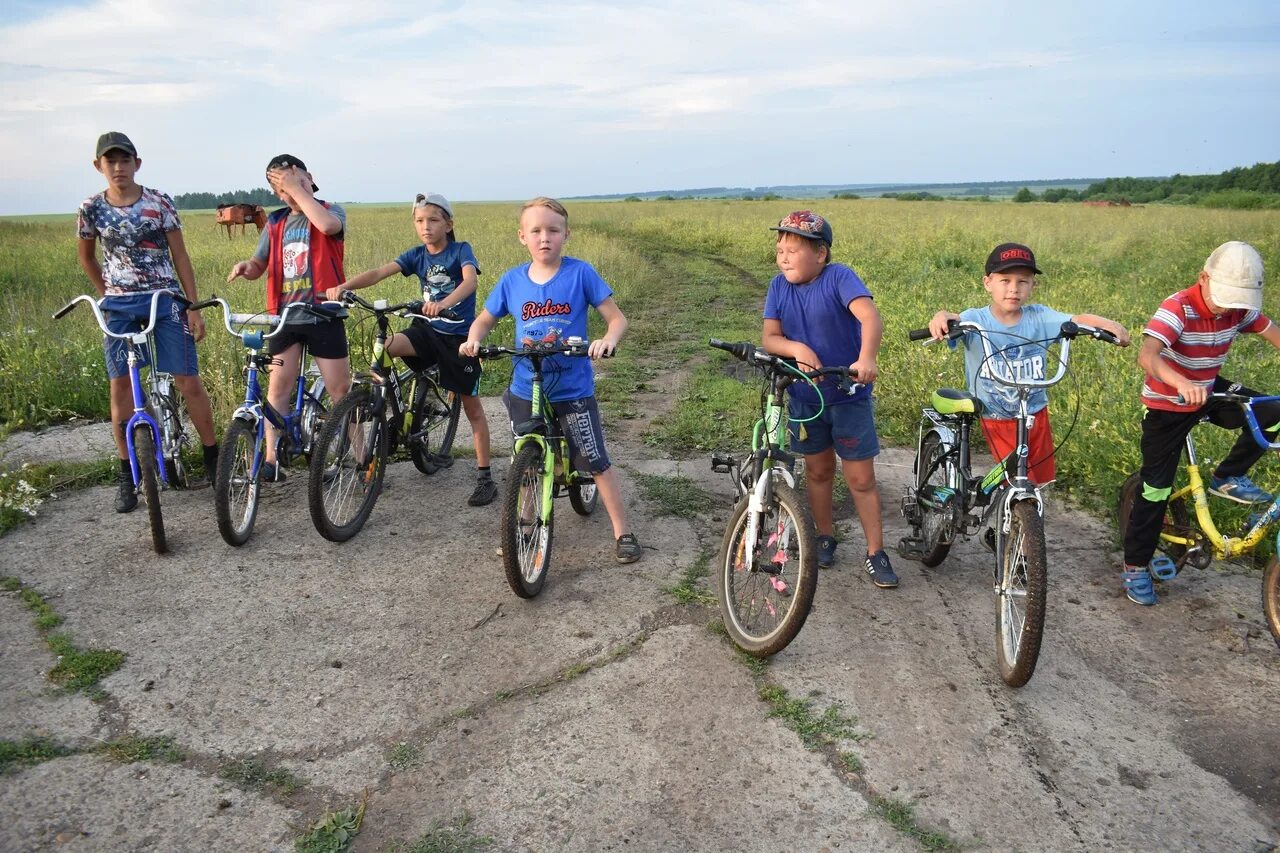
[132,424,168,555]
[994,501,1047,687]
[915,431,954,568]
[568,478,598,516]
[408,372,461,475]
[215,419,261,547]
[1263,557,1280,644]
[1117,471,1189,569]
[299,376,330,463]
[155,384,188,489]
[308,387,387,542]
[716,481,818,657]
[501,443,554,598]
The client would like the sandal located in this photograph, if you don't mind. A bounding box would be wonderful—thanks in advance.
[1149,555,1178,582]
[1122,568,1157,606]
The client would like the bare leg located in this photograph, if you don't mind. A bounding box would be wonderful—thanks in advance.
[109,375,133,459]
[841,457,884,554]
[462,394,490,467]
[173,374,216,445]
[804,448,837,537]
[592,466,629,539]
[264,345,302,463]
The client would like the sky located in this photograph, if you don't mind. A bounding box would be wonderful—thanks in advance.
[1,0,1277,214]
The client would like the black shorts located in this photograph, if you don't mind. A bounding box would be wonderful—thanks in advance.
[267,316,349,359]
[503,389,611,474]
[400,321,481,396]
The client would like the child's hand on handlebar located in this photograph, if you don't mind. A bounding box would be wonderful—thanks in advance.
[928,310,960,341]
[589,338,617,359]
[420,299,445,318]
[459,339,481,358]
[849,358,876,384]
[324,285,346,301]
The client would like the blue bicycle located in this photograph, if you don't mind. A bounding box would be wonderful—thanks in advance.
[196,297,337,546]
[54,290,187,554]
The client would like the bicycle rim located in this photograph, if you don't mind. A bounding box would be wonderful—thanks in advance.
[501,444,553,598]
[995,501,1047,687]
[309,388,386,542]
[215,420,260,546]
[716,482,817,657]
[1263,558,1280,644]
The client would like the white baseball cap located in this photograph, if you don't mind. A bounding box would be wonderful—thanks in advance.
[413,192,453,217]
[1204,241,1264,311]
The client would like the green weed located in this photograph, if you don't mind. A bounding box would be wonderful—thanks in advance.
[296,799,367,853]
[385,812,494,853]
[219,758,307,796]
[3,576,125,695]
[756,684,870,749]
[872,794,957,852]
[664,550,716,606]
[100,735,184,764]
[0,736,73,774]
[633,471,709,518]
[387,741,421,770]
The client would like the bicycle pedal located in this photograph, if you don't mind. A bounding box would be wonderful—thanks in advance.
[896,536,928,562]
[710,453,737,474]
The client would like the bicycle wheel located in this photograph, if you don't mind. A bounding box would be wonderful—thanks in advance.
[1117,471,1189,569]
[132,424,167,555]
[215,419,261,547]
[154,383,188,488]
[716,481,818,657]
[299,374,329,463]
[501,443,554,598]
[1263,557,1280,643]
[568,477,598,516]
[994,501,1047,687]
[408,372,461,475]
[915,431,954,568]
[309,388,387,542]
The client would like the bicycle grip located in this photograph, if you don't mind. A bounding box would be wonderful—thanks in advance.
[190,298,220,312]
[907,328,932,341]
[52,300,80,320]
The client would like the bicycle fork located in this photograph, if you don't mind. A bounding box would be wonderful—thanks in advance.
[124,348,167,487]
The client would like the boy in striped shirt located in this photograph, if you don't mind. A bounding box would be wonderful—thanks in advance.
[1121,241,1280,605]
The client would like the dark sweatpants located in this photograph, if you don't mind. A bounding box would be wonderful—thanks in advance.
[1123,378,1280,567]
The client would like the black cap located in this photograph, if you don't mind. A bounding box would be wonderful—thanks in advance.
[266,154,318,192]
[95,132,137,158]
[985,243,1041,275]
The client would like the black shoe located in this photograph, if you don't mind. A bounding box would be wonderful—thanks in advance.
[616,533,642,564]
[468,478,498,507]
[864,550,899,588]
[114,473,138,514]
[260,461,287,483]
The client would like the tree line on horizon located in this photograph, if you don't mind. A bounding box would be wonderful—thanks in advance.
[173,188,276,210]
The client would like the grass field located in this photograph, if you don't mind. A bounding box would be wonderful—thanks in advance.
[2,198,1279,519]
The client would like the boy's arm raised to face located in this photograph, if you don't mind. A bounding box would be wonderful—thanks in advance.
[76,237,106,297]
[849,296,882,383]
[275,167,342,235]
[761,318,822,370]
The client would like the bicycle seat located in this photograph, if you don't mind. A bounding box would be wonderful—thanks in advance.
[514,417,548,436]
[931,388,983,417]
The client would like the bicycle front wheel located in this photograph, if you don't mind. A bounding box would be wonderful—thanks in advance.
[501,444,554,598]
[994,501,1047,687]
[916,431,954,568]
[716,481,817,657]
[215,419,261,547]
[1263,557,1280,643]
[309,388,387,542]
[408,373,461,475]
[132,424,167,555]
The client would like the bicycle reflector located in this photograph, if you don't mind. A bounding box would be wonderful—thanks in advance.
[241,330,264,349]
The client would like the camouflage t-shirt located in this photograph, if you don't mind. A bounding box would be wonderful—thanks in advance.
[76,187,183,295]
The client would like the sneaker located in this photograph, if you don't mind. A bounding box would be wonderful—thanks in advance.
[259,461,287,483]
[1208,474,1273,504]
[816,535,837,569]
[468,478,498,507]
[864,550,899,589]
[616,533,642,564]
[1121,566,1157,606]
[114,472,138,514]
[982,527,996,553]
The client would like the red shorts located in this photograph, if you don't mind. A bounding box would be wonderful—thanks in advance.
[980,409,1056,485]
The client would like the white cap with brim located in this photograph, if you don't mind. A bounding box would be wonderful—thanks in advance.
[1205,240,1264,311]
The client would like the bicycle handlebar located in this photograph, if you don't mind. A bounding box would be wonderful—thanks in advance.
[1177,391,1280,451]
[478,340,594,359]
[708,339,862,387]
[196,296,345,346]
[905,319,1120,389]
[340,289,461,322]
[52,289,191,340]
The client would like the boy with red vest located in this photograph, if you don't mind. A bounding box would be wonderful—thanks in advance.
[227,155,351,480]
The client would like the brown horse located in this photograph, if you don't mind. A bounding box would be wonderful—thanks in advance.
[216,204,267,238]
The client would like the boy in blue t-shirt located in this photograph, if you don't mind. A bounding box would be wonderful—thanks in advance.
[332,193,496,506]
[761,211,896,587]
[461,197,641,563]
[927,242,1129,489]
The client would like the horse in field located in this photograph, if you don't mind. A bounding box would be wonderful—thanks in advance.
[216,204,267,237]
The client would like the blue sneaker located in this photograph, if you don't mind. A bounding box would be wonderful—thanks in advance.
[1208,474,1272,504]
[865,550,899,589]
[816,535,837,569]
[1121,566,1157,606]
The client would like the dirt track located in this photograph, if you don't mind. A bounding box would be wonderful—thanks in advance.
[0,409,1277,852]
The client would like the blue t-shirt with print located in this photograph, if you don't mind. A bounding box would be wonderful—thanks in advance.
[762,263,873,405]
[395,241,480,335]
[954,303,1073,419]
[485,257,613,402]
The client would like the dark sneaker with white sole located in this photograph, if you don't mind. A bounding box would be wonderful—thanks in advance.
[865,550,899,588]
[816,535,837,568]
[114,472,138,514]
[616,533,642,564]
[468,479,498,507]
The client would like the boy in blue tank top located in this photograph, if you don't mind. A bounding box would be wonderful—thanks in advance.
[762,211,896,587]
[461,197,641,563]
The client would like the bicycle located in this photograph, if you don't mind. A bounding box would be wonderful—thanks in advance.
[196,297,336,546]
[707,339,862,658]
[53,289,196,554]
[475,340,600,599]
[1115,390,1280,643]
[307,291,462,542]
[898,319,1120,686]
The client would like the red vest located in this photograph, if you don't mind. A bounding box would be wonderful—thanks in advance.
[265,203,345,314]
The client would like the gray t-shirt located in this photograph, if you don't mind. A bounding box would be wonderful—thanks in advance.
[254,204,347,324]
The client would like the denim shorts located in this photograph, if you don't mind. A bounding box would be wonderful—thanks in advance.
[503,389,612,474]
[787,396,880,461]
[101,292,198,380]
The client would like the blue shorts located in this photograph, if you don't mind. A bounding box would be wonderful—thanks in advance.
[787,396,880,461]
[503,390,612,474]
[101,292,199,380]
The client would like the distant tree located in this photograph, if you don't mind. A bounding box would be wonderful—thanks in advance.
[759,192,782,201]
[624,196,643,202]
[1012,187,1037,203]
[833,191,861,199]
[174,187,277,209]
[655,194,677,201]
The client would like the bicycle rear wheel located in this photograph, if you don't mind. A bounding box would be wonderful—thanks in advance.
[408,372,461,475]
[915,431,954,568]
[716,481,817,657]
[1117,471,1190,569]
[299,372,330,463]
[309,388,387,542]
[1263,557,1280,644]
[215,419,261,546]
[501,443,553,598]
[132,424,167,554]
[994,501,1047,687]
[154,381,188,488]
[568,478,598,516]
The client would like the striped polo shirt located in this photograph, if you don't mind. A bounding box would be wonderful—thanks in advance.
[1142,283,1271,411]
